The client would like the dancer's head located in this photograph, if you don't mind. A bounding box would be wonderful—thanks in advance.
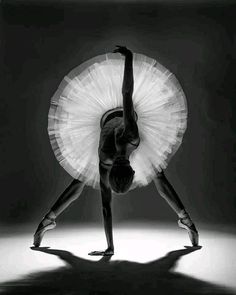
[109,156,135,194]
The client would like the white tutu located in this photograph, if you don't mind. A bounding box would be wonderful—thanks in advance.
[48,53,187,190]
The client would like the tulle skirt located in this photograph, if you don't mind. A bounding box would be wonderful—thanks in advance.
[48,53,187,190]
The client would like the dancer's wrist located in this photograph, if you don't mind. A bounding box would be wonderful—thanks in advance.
[125,50,133,57]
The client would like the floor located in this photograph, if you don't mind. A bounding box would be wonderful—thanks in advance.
[0,222,236,295]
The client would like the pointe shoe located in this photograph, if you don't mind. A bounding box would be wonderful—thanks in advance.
[178,218,199,246]
[33,217,56,247]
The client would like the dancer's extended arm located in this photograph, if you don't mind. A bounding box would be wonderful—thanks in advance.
[88,163,114,256]
[113,45,139,139]
[122,49,135,125]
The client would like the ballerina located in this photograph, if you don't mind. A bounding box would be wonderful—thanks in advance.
[33,46,199,255]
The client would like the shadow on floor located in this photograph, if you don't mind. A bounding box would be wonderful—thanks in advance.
[0,246,235,295]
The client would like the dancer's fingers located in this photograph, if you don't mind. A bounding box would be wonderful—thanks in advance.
[115,45,127,50]
[88,250,105,256]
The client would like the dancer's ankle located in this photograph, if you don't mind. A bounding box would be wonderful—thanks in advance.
[178,209,194,227]
[45,211,56,221]
[178,209,189,219]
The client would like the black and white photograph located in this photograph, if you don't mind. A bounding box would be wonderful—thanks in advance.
[1,0,236,294]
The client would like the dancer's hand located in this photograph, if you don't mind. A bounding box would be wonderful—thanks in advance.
[113,45,132,56]
[88,247,114,256]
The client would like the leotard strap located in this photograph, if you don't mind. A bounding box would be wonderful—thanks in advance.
[100,107,138,128]
[126,138,140,147]
[100,160,113,167]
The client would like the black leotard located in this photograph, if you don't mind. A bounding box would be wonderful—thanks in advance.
[98,109,140,167]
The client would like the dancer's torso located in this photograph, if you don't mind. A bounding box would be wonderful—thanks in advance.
[98,109,140,167]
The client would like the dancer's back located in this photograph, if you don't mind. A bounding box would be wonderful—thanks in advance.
[98,115,140,167]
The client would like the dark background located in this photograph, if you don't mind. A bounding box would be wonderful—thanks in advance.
[1,0,236,226]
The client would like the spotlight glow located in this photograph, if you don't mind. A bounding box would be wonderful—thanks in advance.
[0,222,235,292]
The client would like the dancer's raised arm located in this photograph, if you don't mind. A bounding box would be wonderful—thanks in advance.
[113,45,136,128]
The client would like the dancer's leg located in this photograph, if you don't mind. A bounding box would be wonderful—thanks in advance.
[153,171,199,246]
[49,179,85,217]
[33,179,85,246]
[153,171,185,216]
